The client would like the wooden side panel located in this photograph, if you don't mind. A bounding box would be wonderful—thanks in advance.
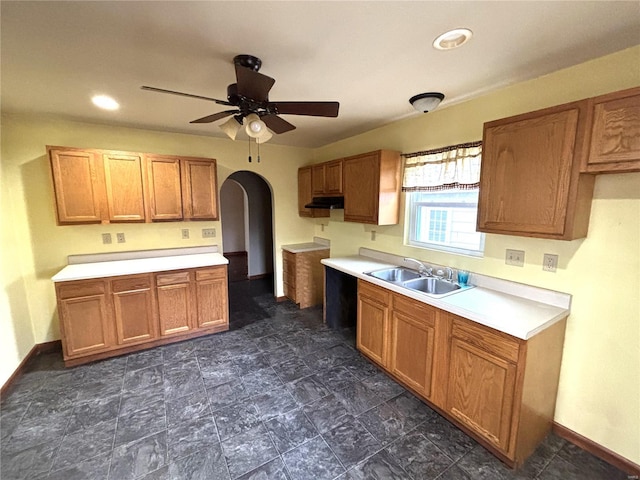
[296,249,330,309]
[103,153,146,222]
[49,148,105,224]
[282,250,296,302]
[584,86,640,173]
[182,159,219,220]
[146,155,183,221]
[447,338,517,451]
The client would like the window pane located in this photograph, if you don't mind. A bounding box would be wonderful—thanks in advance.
[406,189,485,256]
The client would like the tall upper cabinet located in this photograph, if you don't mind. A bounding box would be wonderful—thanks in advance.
[477,101,595,240]
[581,86,640,174]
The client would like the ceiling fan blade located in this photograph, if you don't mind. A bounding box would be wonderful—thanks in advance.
[190,110,238,124]
[141,86,232,106]
[261,114,296,134]
[271,101,339,117]
[235,65,275,102]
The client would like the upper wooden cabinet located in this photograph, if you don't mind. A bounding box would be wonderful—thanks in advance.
[478,101,595,240]
[145,155,184,221]
[297,166,329,218]
[343,150,402,225]
[103,152,146,223]
[182,158,219,220]
[312,159,343,195]
[582,86,640,173]
[48,146,219,225]
[49,148,105,224]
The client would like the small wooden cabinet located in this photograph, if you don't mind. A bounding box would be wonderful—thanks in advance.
[48,146,219,225]
[55,265,229,366]
[283,248,330,309]
[356,280,391,367]
[389,294,437,399]
[49,148,105,224]
[582,86,640,173]
[111,274,157,345]
[312,159,343,195]
[298,167,329,218]
[56,280,114,356]
[343,150,402,225]
[478,101,595,240]
[146,155,184,221]
[355,279,567,468]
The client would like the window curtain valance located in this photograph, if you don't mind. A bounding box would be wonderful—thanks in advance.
[402,141,482,192]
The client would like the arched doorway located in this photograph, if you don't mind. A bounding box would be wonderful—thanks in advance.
[220,172,275,318]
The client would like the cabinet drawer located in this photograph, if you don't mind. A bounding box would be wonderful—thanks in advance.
[156,271,191,286]
[195,267,226,281]
[393,293,436,328]
[358,280,391,306]
[452,317,520,363]
[57,280,106,299]
[111,275,152,293]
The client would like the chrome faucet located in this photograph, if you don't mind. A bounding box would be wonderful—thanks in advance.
[445,267,454,282]
[404,257,432,276]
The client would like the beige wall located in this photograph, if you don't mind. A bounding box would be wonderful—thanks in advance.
[311,46,640,464]
[0,117,315,385]
[1,46,638,464]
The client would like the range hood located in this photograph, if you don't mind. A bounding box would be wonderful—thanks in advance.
[305,196,344,209]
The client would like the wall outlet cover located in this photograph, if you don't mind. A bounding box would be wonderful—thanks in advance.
[543,253,558,272]
[116,233,126,243]
[181,229,190,239]
[102,233,112,244]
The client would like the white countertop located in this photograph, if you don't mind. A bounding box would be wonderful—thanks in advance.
[52,252,228,282]
[322,254,570,340]
[282,242,330,254]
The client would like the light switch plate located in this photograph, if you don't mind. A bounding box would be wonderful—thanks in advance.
[505,249,525,267]
[181,229,190,239]
[102,233,112,244]
[202,228,216,238]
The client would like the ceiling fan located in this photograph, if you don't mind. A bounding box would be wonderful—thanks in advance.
[141,54,340,142]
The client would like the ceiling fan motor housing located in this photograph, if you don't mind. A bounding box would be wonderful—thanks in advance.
[233,54,262,72]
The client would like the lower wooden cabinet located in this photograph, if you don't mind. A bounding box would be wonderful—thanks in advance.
[283,248,330,309]
[355,279,567,468]
[356,281,391,368]
[55,265,229,366]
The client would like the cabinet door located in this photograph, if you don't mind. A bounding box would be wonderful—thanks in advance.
[311,164,326,195]
[156,271,192,336]
[446,338,517,451]
[103,153,146,222]
[112,275,157,345]
[146,155,183,220]
[49,148,105,224]
[182,159,219,220]
[57,280,113,358]
[298,167,329,218]
[390,296,436,398]
[325,160,343,195]
[478,102,593,239]
[195,267,229,329]
[357,281,390,367]
[344,153,380,224]
[584,87,640,173]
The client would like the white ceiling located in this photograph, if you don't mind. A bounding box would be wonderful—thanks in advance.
[2,1,639,148]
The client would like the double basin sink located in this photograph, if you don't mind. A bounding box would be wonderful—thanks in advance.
[365,267,472,298]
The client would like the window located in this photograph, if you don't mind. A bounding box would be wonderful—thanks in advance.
[402,141,484,256]
[407,189,485,256]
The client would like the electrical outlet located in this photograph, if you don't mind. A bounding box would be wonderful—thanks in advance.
[181,229,190,239]
[102,233,112,244]
[543,253,558,272]
[505,249,525,267]
[202,228,216,238]
[116,232,126,243]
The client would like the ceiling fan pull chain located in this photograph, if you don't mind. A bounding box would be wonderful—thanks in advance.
[257,139,261,163]
[248,136,252,162]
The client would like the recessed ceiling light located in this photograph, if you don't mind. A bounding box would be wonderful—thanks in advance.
[91,95,119,110]
[433,28,473,50]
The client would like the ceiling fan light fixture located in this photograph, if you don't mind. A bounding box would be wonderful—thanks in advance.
[409,92,445,113]
[244,113,267,138]
[433,28,473,50]
[91,94,119,110]
[219,116,242,140]
[256,129,273,144]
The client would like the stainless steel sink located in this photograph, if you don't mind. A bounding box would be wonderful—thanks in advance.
[365,266,471,298]
[367,267,422,283]
[402,277,461,295]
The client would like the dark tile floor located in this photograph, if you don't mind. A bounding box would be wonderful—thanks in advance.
[0,277,629,480]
